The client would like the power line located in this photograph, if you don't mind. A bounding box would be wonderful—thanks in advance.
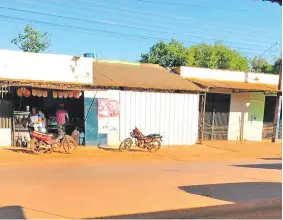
[127,0,250,12]
[258,42,279,57]
[2,3,277,44]
[15,0,280,34]
[0,6,280,48]
[0,14,280,56]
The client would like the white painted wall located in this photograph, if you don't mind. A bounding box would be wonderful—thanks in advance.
[228,93,249,141]
[179,66,278,85]
[0,129,11,146]
[228,92,265,141]
[120,91,199,146]
[0,50,93,84]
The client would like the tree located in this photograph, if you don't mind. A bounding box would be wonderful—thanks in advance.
[140,39,188,68]
[11,25,51,53]
[251,56,274,73]
[186,42,249,71]
[262,0,281,5]
[273,57,282,74]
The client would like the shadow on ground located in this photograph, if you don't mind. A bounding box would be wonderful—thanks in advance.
[98,146,146,153]
[4,148,33,154]
[0,206,25,219]
[232,163,282,170]
[90,199,282,219]
[178,182,282,203]
[0,206,72,219]
[259,158,282,161]
[4,147,68,155]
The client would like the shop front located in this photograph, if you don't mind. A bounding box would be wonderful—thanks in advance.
[0,49,95,147]
[12,87,85,146]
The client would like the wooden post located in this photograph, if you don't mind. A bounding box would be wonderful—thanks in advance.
[272,58,282,143]
[211,109,215,141]
[198,92,206,144]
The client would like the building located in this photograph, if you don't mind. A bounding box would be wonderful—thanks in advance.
[0,50,203,147]
[174,66,281,142]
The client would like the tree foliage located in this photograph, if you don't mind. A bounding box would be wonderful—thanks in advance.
[187,42,249,71]
[140,39,188,68]
[251,56,274,73]
[273,57,282,74]
[140,40,249,71]
[250,56,281,74]
[11,25,51,53]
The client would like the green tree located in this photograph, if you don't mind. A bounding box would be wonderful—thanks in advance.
[273,57,282,74]
[251,56,274,73]
[140,39,188,68]
[187,42,249,71]
[11,25,51,53]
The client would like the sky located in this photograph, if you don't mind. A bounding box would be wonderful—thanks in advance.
[0,0,282,63]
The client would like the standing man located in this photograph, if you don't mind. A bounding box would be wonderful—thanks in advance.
[56,104,69,126]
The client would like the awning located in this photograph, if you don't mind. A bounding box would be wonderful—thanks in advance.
[0,78,98,91]
[93,61,204,93]
[186,78,279,92]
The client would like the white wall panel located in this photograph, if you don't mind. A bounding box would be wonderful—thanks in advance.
[120,91,199,146]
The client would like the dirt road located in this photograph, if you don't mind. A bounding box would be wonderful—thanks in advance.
[0,142,281,219]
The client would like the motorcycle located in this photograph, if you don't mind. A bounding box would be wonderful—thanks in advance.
[29,125,77,155]
[119,127,162,153]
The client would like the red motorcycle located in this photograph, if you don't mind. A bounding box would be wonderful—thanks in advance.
[29,125,77,154]
[119,127,162,152]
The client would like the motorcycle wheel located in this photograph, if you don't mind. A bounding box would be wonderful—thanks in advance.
[30,138,47,155]
[147,139,161,153]
[62,138,77,154]
[119,138,133,151]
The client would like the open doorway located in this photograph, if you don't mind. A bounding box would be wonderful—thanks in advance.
[263,96,282,139]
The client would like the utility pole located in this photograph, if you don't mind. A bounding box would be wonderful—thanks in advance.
[272,58,282,142]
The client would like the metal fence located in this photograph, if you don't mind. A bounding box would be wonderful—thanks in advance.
[0,87,13,129]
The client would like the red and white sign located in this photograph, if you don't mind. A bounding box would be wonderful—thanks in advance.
[98,99,109,118]
[97,98,120,134]
[108,100,120,117]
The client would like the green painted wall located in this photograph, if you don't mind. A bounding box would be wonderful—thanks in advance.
[248,92,265,122]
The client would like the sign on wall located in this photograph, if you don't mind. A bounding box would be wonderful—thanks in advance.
[0,50,93,84]
[97,98,119,134]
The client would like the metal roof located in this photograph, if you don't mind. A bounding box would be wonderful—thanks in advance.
[186,78,279,92]
[93,61,204,93]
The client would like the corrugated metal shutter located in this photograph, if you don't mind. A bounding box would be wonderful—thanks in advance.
[119,91,199,146]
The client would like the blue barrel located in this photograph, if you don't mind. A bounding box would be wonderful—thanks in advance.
[83,53,94,58]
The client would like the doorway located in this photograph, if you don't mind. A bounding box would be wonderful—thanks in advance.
[262,96,282,139]
[202,93,231,140]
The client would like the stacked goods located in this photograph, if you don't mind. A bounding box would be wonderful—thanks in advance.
[17,88,31,97]
[53,91,58,98]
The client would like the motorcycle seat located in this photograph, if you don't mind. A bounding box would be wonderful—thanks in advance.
[33,131,53,137]
[147,134,162,138]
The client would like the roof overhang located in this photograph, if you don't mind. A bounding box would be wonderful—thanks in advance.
[186,78,279,93]
[0,78,101,91]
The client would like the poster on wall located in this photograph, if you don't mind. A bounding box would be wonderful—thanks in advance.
[98,99,109,134]
[108,99,120,117]
[98,99,109,118]
[97,98,120,134]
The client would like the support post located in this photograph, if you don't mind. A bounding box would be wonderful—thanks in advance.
[198,92,206,144]
[272,58,282,143]
[211,109,215,141]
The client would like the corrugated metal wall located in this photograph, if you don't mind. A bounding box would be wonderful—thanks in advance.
[119,91,199,146]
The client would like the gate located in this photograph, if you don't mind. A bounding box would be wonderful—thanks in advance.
[203,93,231,140]
[262,96,282,139]
[0,87,13,129]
